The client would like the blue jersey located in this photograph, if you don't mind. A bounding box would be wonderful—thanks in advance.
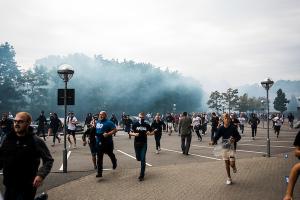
[95,119,116,135]
[95,119,116,146]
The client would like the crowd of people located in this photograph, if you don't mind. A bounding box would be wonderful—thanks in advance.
[0,110,298,199]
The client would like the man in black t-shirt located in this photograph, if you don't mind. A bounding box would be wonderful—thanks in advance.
[248,113,260,140]
[35,111,47,141]
[130,112,153,181]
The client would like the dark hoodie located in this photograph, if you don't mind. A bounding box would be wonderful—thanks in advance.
[0,126,54,188]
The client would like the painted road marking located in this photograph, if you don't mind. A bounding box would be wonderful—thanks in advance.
[237,143,295,149]
[59,150,72,171]
[117,149,152,166]
[161,148,221,161]
[192,145,265,154]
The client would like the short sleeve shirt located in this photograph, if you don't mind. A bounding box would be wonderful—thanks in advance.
[132,121,152,144]
[67,116,77,130]
[95,119,116,136]
[95,119,116,144]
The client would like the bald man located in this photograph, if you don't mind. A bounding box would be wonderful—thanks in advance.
[0,112,53,200]
[95,111,118,178]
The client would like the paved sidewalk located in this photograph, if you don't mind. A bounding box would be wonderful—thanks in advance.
[47,151,299,200]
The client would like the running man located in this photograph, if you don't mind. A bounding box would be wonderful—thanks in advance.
[130,112,154,181]
[211,113,241,185]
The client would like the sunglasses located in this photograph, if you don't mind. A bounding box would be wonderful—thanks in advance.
[13,120,27,124]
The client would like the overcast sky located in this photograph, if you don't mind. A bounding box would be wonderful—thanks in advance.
[1,0,300,92]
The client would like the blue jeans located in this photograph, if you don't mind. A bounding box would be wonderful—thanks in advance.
[134,142,147,177]
[181,134,192,155]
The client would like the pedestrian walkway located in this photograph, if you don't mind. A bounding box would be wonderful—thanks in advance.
[47,151,299,200]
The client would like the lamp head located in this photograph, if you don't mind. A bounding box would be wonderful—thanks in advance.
[57,64,74,82]
[261,77,274,90]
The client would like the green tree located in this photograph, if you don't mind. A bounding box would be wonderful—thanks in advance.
[22,65,49,114]
[0,42,24,112]
[207,91,222,113]
[238,93,249,112]
[222,88,239,113]
[248,97,265,112]
[238,94,266,112]
[273,89,289,113]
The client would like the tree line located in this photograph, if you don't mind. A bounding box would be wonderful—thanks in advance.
[207,88,289,114]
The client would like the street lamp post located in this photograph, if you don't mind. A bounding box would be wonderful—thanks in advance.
[173,104,176,113]
[57,64,74,173]
[261,77,274,157]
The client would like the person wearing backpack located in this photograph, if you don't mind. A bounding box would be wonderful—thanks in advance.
[0,112,54,200]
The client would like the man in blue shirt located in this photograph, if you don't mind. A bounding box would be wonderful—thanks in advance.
[95,111,118,178]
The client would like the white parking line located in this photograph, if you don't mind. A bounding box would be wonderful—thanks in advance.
[59,151,72,171]
[242,136,296,139]
[240,140,254,142]
[238,143,295,149]
[192,145,266,154]
[117,149,152,166]
[161,148,221,161]
[235,149,266,154]
[270,141,294,143]
[240,140,294,143]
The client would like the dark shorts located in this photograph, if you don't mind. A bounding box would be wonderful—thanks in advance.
[67,129,76,137]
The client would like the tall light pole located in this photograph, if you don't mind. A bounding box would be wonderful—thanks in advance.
[173,103,176,113]
[57,64,74,173]
[261,77,274,157]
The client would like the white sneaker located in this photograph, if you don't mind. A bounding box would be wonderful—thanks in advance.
[158,147,161,151]
[226,178,232,185]
[156,150,159,154]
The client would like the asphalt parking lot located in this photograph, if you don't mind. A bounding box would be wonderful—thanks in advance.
[0,123,299,199]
